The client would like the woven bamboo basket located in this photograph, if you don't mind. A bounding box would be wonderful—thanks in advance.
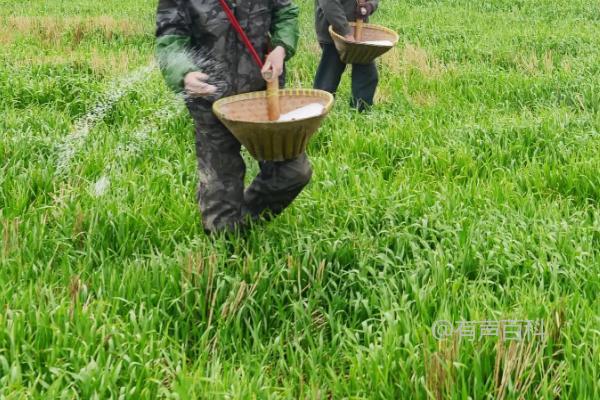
[329,23,399,64]
[213,89,334,161]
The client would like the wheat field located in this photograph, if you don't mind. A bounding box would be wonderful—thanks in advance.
[1,0,599,398]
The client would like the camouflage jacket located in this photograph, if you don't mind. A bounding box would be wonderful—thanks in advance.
[156,0,299,96]
[315,0,379,44]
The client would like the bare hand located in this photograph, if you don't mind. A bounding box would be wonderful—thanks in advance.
[344,34,355,42]
[261,46,286,81]
[184,71,217,97]
[355,2,374,18]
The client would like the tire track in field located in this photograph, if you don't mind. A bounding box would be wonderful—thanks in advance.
[55,63,156,176]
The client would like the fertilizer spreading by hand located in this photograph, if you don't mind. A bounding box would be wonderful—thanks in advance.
[361,40,394,46]
[190,51,229,102]
[277,103,325,122]
[160,48,229,103]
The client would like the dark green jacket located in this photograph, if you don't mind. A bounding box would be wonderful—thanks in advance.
[156,0,299,95]
[315,0,379,44]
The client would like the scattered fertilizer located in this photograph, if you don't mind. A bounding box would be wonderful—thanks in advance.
[179,49,230,103]
[277,103,325,122]
[361,40,393,46]
[92,176,110,197]
[55,64,154,176]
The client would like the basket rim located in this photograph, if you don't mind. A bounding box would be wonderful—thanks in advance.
[329,23,399,46]
[213,88,335,124]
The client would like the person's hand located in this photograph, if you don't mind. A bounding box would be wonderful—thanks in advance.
[184,71,217,97]
[344,34,355,42]
[261,46,286,81]
[356,2,374,18]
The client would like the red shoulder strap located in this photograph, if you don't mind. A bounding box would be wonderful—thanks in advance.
[217,0,264,69]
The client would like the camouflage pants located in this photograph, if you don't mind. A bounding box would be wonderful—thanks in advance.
[186,100,313,234]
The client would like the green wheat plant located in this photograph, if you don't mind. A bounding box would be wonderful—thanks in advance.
[1,0,599,398]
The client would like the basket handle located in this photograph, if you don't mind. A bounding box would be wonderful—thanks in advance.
[262,61,281,121]
[355,0,366,41]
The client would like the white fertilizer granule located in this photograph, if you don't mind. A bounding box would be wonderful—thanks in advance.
[278,103,325,122]
[362,40,393,46]
[55,64,154,176]
[92,176,110,197]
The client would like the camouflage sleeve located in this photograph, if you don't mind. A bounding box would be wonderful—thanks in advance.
[270,2,300,60]
[317,0,351,37]
[155,0,197,93]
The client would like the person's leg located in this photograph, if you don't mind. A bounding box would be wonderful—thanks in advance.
[313,43,346,95]
[187,101,246,234]
[351,62,379,111]
[243,153,312,221]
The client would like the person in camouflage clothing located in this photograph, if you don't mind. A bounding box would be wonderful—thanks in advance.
[313,0,380,111]
[156,0,311,234]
